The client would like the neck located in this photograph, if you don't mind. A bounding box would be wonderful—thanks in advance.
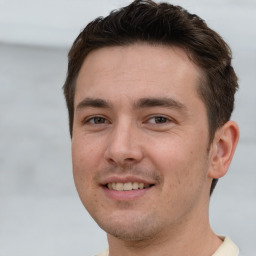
[107,194,222,256]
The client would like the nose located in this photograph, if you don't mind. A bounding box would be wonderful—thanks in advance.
[104,120,144,167]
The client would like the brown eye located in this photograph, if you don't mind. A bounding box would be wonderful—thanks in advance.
[154,117,168,123]
[148,116,169,124]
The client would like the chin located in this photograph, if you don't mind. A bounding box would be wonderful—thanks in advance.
[94,211,162,241]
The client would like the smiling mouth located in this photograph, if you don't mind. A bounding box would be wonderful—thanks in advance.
[105,182,154,191]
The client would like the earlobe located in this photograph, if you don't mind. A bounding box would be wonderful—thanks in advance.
[208,121,239,179]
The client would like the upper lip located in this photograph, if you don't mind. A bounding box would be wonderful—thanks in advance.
[101,176,156,186]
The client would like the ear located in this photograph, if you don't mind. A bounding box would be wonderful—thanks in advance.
[208,121,239,179]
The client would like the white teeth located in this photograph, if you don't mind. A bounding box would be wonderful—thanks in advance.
[115,183,124,191]
[132,182,139,190]
[107,182,150,191]
[123,182,132,191]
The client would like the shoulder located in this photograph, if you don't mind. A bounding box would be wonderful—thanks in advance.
[92,237,239,256]
[212,236,239,256]
[93,248,109,256]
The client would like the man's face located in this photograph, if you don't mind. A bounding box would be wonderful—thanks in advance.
[72,44,214,241]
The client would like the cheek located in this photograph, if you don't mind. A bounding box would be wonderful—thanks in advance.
[71,137,100,190]
[72,133,103,167]
[149,134,209,189]
[71,137,103,213]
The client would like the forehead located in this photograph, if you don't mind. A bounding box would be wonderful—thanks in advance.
[75,43,203,106]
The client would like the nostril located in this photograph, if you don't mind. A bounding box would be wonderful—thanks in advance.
[104,139,144,166]
[125,158,136,161]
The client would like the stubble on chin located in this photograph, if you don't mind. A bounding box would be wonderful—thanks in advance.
[100,210,163,242]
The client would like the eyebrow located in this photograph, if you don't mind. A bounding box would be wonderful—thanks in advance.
[76,97,112,112]
[134,97,187,111]
[75,96,187,112]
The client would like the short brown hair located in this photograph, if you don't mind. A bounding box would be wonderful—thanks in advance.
[63,0,238,195]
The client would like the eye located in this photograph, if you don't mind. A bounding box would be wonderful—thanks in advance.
[84,116,109,125]
[147,116,170,124]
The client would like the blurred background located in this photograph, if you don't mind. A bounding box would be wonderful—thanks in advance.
[0,0,255,255]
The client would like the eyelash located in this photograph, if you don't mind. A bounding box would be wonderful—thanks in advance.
[83,116,110,125]
[82,115,173,126]
[146,116,172,124]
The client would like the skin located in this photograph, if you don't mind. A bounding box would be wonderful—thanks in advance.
[72,43,239,256]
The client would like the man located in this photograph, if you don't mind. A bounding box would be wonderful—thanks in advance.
[63,0,240,255]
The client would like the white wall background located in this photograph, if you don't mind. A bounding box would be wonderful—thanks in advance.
[0,0,131,47]
[0,0,256,255]
[0,0,256,49]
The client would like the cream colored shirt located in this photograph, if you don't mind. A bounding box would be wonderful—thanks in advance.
[94,237,239,256]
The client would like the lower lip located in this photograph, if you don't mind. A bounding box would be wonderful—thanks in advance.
[102,186,153,201]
